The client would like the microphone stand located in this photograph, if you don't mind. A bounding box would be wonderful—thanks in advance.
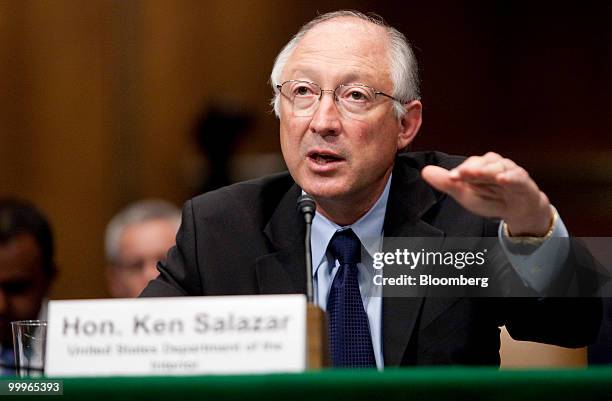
[297,194,329,368]
[297,195,315,303]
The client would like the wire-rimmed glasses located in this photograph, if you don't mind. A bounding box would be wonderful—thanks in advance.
[276,80,402,119]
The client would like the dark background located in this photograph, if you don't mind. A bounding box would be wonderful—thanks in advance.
[1,0,610,299]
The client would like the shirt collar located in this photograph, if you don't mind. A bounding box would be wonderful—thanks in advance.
[309,174,392,277]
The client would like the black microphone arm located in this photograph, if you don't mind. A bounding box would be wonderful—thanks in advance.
[297,194,316,304]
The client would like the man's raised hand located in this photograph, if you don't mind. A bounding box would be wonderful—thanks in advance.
[421,152,553,236]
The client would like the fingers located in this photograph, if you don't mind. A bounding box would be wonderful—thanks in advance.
[449,152,499,179]
[422,165,500,200]
[421,165,457,193]
[423,153,551,227]
[423,153,539,198]
[494,160,542,194]
[451,152,520,185]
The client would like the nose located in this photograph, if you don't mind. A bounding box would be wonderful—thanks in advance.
[308,90,342,136]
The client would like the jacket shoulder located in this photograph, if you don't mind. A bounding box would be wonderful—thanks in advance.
[188,171,295,229]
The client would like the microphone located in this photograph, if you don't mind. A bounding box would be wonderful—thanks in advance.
[297,194,316,303]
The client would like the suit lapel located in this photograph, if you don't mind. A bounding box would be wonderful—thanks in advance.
[382,158,445,366]
[255,184,307,295]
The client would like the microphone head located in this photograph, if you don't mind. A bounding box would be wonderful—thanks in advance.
[297,194,316,216]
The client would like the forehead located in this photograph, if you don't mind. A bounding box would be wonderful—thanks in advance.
[119,219,176,249]
[284,18,392,87]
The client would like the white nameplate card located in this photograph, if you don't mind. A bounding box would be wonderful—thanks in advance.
[45,295,306,376]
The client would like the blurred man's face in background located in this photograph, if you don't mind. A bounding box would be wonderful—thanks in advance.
[0,234,50,345]
[106,219,177,298]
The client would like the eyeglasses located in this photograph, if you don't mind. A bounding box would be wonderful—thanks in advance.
[276,80,402,119]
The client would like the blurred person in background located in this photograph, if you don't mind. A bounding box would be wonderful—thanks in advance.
[105,199,180,298]
[0,198,56,375]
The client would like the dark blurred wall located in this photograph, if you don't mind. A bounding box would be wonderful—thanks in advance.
[0,0,610,299]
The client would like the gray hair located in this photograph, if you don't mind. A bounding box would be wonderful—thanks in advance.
[105,199,181,265]
[270,10,420,119]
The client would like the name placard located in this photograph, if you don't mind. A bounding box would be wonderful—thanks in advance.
[45,295,306,376]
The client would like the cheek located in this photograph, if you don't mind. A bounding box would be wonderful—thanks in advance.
[281,115,308,136]
[352,119,397,155]
[280,118,307,161]
[125,276,144,288]
[374,118,402,153]
[279,122,292,160]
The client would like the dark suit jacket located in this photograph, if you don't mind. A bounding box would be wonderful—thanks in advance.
[141,151,602,366]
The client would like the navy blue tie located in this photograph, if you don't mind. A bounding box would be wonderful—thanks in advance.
[327,229,376,367]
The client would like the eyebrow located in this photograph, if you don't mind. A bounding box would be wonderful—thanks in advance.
[285,67,378,87]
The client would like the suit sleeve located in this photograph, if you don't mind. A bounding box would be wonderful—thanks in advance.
[477,216,603,348]
[140,199,204,297]
[502,238,604,347]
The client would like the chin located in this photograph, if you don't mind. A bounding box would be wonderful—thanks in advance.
[300,179,352,202]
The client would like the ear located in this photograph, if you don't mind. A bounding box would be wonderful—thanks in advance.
[397,100,423,150]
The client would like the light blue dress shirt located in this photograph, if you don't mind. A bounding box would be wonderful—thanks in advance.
[309,174,568,369]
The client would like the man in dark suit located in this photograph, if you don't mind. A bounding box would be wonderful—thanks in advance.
[142,10,601,367]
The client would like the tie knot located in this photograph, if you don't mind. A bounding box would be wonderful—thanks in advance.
[329,229,361,265]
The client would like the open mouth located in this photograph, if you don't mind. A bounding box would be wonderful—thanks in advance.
[307,150,345,165]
